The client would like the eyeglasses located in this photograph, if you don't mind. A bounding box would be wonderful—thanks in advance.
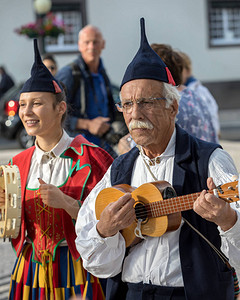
[116,97,167,113]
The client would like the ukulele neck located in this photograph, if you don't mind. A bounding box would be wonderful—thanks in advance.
[149,191,213,217]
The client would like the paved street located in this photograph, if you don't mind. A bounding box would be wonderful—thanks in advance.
[0,240,15,300]
[219,109,240,141]
[220,140,240,172]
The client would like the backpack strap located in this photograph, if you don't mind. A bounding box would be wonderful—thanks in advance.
[69,62,86,116]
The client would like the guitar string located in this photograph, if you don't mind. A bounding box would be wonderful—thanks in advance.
[135,193,201,215]
[134,196,197,218]
[134,190,238,219]
[136,148,238,218]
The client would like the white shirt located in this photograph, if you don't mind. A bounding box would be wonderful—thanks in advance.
[27,130,74,188]
[75,130,240,285]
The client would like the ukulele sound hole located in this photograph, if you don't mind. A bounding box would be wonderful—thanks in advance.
[162,187,177,199]
[135,202,147,221]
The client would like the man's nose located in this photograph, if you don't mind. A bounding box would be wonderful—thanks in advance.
[88,41,95,48]
[131,102,143,117]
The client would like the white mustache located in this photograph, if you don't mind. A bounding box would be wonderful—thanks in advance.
[129,120,154,130]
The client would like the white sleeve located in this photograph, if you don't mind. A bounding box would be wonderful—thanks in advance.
[75,166,126,278]
[208,148,240,279]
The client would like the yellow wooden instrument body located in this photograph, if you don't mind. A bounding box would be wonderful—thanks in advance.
[95,181,181,247]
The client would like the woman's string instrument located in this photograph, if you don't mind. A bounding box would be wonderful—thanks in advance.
[0,165,21,241]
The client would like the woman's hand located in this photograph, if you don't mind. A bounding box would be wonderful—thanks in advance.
[38,178,80,219]
[38,178,65,209]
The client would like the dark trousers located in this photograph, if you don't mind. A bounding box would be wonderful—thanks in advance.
[106,275,185,300]
[126,282,186,300]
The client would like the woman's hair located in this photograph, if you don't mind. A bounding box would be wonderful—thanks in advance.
[54,82,67,125]
[42,54,57,66]
[178,51,192,72]
[151,43,184,86]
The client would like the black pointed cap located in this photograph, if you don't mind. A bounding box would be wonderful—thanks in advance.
[20,39,62,94]
[120,18,175,90]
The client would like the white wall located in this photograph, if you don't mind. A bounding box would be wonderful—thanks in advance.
[0,0,36,83]
[1,0,240,87]
[86,0,240,85]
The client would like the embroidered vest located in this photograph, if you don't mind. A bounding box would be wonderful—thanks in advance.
[24,168,86,263]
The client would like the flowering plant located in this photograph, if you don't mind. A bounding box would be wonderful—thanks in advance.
[15,13,66,38]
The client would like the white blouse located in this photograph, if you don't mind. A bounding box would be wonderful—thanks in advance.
[27,130,74,189]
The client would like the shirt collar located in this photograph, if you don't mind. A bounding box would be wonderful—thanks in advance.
[138,128,176,165]
[35,130,73,164]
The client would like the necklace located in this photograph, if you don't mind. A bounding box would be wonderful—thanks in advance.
[137,145,159,181]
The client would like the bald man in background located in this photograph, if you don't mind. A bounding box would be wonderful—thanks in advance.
[56,25,121,157]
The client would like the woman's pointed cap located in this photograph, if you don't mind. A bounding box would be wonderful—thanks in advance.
[120,18,175,90]
[20,39,62,94]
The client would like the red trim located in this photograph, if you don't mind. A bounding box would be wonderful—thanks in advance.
[53,80,62,93]
[166,67,176,86]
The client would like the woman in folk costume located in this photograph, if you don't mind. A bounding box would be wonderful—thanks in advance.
[2,39,113,300]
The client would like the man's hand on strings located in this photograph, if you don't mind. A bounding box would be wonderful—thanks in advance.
[193,177,237,231]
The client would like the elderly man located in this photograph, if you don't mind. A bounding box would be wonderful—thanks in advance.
[56,25,121,157]
[75,18,240,300]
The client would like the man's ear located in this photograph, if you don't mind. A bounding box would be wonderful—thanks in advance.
[170,99,178,118]
[102,39,106,50]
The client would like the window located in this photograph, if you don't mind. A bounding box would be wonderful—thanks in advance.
[43,0,87,53]
[208,0,240,46]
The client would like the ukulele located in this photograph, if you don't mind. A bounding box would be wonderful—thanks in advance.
[95,180,239,247]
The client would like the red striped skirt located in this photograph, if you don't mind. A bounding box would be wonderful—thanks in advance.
[9,243,105,300]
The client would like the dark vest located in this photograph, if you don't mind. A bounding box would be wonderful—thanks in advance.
[107,125,234,300]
